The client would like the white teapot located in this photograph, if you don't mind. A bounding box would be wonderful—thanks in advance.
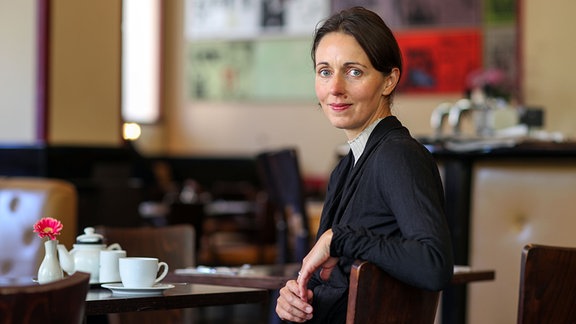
[57,227,122,283]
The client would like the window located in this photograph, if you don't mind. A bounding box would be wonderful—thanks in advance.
[121,0,161,124]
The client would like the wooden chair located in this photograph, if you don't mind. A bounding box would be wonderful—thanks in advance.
[517,244,576,324]
[94,225,196,324]
[256,148,311,264]
[96,224,195,270]
[346,260,440,324]
[196,181,278,266]
[0,177,77,278]
[0,271,90,324]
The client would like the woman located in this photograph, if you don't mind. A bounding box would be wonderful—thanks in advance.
[275,7,454,323]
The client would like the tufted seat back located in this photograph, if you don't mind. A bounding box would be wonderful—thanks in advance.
[467,160,576,324]
[0,177,77,278]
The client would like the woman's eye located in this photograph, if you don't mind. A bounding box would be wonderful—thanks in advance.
[318,69,331,77]
[348,69,362,77]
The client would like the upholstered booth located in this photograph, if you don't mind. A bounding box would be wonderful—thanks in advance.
[467,161,576,324]
[0,177,77,278]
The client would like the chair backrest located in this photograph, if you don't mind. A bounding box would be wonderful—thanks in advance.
[256,148,310,263]
[95,224,196,270]
[0,271,90,324]
[517,244,576,324]
[0,177,77,278]
[94,225,196,324]
[346,260,440,324]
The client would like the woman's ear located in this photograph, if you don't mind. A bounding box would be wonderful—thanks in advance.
[382,68,400,96]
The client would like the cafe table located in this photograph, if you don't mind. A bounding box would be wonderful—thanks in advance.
[168,263,495,324]
[86,282,268,315]
[167,263,495,289]
[0,276,268,321]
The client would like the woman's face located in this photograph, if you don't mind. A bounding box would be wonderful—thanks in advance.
[314,32,398,140]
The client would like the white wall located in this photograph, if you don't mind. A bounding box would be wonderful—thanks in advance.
[3,0,576,178]
[0,0,123,146]
[154,0,576,178]
[0,0,37,143]
[48,0,122,145]
[134,0,461,177]
[142,95,458,177]
[523,0,576,139]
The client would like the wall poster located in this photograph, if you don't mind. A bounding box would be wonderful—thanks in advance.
[186,0,330,39]
[184,0,517,101]
[396,29,482,94]
[185,0,329,101]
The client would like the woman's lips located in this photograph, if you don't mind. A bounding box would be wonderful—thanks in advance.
[329,103,352,111]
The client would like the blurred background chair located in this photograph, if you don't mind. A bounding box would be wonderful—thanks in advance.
[517,244,576,324]
[94,224,195,324]
[256,148,312,324]
[0,177,77,279]
[347,260,440,324]
[96,224,195,269]
[196,181,277,266]
[256,148,311,264]
[0,271,90,324]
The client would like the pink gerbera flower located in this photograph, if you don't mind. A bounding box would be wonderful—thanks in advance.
[33,217,63,240]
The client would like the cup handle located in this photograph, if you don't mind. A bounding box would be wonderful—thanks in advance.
[155,262,169,284]
[107,243,122,251]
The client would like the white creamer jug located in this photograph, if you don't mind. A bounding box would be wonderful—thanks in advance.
[57,227,121,283]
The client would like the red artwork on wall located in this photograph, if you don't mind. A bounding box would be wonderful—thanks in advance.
[395,29,483,94]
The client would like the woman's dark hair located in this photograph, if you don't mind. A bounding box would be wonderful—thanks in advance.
[311,6,403,82]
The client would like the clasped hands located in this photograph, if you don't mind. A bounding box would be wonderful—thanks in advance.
[276,229,338,322]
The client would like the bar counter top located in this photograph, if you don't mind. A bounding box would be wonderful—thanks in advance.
[420,138,576,158]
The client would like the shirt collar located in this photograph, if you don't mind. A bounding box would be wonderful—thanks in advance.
[348,118,384,164]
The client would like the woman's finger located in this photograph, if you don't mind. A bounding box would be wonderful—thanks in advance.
[276,280,313,322]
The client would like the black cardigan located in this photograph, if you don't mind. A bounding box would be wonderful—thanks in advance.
[306,116,454,324]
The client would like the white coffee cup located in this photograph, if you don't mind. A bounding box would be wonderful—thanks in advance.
[119,257,169,288]
[99,249,126,283]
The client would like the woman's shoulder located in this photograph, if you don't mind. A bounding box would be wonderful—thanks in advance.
[376,129,431,159]
[367,131,438,179]
[371,117,426,152]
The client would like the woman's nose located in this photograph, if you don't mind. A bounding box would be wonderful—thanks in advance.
[329,75,346,95]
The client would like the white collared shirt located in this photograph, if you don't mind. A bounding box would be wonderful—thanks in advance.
[348,118,384,165]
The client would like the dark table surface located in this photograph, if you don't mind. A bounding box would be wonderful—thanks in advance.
[86,283,268,315]
[1,264,493,319]
[167,263,495,290]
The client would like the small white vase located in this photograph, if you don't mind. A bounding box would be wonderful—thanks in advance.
[38,239,64,284]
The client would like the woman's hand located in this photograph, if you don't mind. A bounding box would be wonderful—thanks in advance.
[276,279,314,322]
[297,229,339,302]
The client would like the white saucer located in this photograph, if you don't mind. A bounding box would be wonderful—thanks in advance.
[101,283,175,295]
